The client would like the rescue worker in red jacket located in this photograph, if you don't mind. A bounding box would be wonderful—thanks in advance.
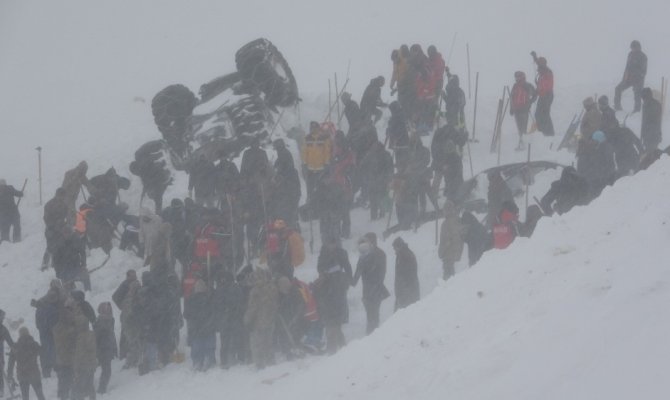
[493,200,519,250]
[531,51,555,136]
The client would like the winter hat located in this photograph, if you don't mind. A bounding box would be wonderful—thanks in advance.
[641,87,653,100]
[598,95,609,107]
[341,92,351,102]
[0,179,5,186]
[592,130,606,144]
[630,40,641,50]
[583,97,596,108]
[310,121,320,131]
[19,327,29,337]
[273,138,286,149]
[357,240,372,255]
[392,237,406,249]
[514,71,525,80]
[537,57,547,67]
[171,198,184,208]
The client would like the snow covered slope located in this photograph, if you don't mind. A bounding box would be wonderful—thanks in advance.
[101,157,670,400]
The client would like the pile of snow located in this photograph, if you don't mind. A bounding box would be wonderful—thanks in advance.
[100,157,670,400]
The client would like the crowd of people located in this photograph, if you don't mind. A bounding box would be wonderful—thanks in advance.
[0,39,667,400]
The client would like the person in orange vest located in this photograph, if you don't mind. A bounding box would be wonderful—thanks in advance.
[301,121,332,204]
[74,203,93,240]
[510,71,537,149]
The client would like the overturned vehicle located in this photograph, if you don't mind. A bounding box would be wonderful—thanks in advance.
[143,38,300,173]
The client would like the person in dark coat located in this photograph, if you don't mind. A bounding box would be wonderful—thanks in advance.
[93,302,117,394]
[31,281,63,378]
[270,140,301,229]
[88,168,130,206]
[598,95,620,134]
[460,212,491,266]
[211,271,246,368]
[353,233,389,334]
[360,76,387,124]
[431,126,464,202]
[391,237,419,310]
[111,270,137,361]
[577,131,617,198]
[360,141,393,221]
[0,180,23,243]
[130,140,173,213]
[240,138,271,259]
[314,238,352,354]
[42,188,70,269]
[442,69,467,128]
[188,155,219,208]
[540,167,591,216]
[183,280,216,371]
[641,87,663,152]
[7,327,45,400]
[614,40,647,112]
[341,92,364,143]
[161,199,190,272]
[52,232,89,291]
[386,101,410,172]
[531,51,555,136]
[1,309,15,396]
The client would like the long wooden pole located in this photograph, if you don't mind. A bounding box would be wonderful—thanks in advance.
[335,73,342,129]
[466,43,472,99]
[472,72,479,141]
[36,147,42,205]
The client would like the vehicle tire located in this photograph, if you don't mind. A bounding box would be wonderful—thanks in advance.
[235,38,299,108]
[151,84,198,156]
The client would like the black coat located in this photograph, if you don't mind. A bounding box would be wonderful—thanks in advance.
[394,245,419,310]
[540,169,590,215]
[240,146,270,182]
[641,97,662,149]
[625,50,647,82]
[315,247,352,325]
[461,212,491,266]
[606,127,643,175]
[188,158,219,198]
[343,98,364,136]
[93,316,118,362]
[216,159,241,199]
[354,247,389,303]
[184,292,216,342]
[0,185,21,217]
[0,324,14,365]
[360,82,383,117]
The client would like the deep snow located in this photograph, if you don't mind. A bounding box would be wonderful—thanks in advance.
[1,0,670,399]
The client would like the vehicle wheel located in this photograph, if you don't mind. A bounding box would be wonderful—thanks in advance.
[151,84,198,156]
[235,38,299,108]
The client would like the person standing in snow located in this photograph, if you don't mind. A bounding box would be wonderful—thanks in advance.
[353,233,389,334]
[42,188,69,269]
[438,200,464,280]
[111,270,138,364]
[243,269,279,369]
[188,155,220,208]
[640,87,663,152]
[360,76,387,124]
[531,51,555,136]
[509,71,537,148]
[442,68,467,130]
[93,302,117,394]
[184,279,216,371]
[580,97,602,140]
[61,161,90,227]
[0,309,15,397]
[392,237,420,310]
[0,179,24,243]
[7,327,45,400]
[614,40,647,112]
[314,237,352,354]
